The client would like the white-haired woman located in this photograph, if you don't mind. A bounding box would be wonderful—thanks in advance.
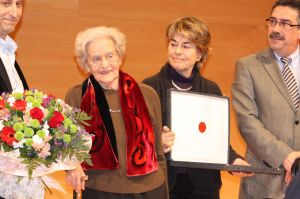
[65,26,168,199]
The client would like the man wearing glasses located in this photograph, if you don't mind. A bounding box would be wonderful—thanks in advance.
[0,0,28,94]
[231,0,300,198]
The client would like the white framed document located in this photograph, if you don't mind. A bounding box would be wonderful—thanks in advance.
[168,89,284,175]
[169,89,229,164]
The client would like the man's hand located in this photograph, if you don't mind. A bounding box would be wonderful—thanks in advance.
[231,158,254,177]
[283,151,300,184]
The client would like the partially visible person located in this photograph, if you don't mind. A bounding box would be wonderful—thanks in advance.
[65,26,168,199]
[0,1,28,198]
[286,175,300,198]
[286,155,300,199]
[0,0,28,94]
[143,16,252,199]
[231,0,300,198]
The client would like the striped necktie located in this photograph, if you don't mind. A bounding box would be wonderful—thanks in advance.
[281,57,300,109]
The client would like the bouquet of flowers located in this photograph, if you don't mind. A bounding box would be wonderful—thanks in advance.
[0,89,92,199]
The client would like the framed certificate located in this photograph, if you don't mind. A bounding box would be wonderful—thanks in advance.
[168,89,284,175]
[169,89,229,164]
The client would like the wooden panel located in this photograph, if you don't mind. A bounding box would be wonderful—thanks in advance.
[9,0,275,198]
[24,0,78,16]
[79,0,273,25]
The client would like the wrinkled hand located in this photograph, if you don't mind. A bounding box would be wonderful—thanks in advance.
[283,151,300,184]
[65,165,87,194]
[231,158,254,177]
[162,126,175,153]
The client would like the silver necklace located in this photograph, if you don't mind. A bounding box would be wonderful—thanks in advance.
[171,80,192,91]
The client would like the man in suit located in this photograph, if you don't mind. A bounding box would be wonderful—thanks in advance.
[0,0,28,94]
[231,0,300,198]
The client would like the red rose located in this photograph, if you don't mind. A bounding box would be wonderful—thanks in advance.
[0,126,16,146]
[13,100,27,111]
[30,107,44,122]
[0,100,5,109]
[48,111,64,128]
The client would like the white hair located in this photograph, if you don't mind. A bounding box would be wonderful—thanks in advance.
[74,26,126,72]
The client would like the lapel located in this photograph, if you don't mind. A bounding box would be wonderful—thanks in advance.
[15,61,29,90]
[260,48,296,111]
[0,58,12,92]
[0,58,28,93]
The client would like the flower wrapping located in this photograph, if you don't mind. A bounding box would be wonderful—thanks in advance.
[0,89,92,198]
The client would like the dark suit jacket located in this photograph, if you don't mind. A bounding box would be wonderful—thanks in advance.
[143,63,241,196]
[0,59,28,93]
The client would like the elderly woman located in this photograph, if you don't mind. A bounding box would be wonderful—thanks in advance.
[143,16,252,199]
[65,26,168,199]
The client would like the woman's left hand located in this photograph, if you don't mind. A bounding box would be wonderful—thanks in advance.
[65,165,88,193]
[162,126,175,153]
[231,158,254,177]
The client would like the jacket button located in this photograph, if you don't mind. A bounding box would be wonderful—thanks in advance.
[295,120,299,125]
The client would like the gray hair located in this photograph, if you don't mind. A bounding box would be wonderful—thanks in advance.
[74,26,126,72]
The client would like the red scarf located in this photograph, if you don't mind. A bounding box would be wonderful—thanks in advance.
[80,72,158,176]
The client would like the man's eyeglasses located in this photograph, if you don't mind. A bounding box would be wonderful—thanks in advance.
[266,18,300,30]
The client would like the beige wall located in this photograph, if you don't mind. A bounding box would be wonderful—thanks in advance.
[13,0,275,198]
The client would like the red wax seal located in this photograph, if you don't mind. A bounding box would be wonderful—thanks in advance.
[198,122,206,133]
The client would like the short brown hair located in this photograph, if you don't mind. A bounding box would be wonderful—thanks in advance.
[166,16,211,67]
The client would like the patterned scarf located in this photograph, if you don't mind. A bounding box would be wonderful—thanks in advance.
[81,71,158,176]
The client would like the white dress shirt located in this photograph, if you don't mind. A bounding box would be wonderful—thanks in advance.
[0,36,23,91]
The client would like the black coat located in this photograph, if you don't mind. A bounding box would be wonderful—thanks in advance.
[0,59,28,94]
[143,63,241,195]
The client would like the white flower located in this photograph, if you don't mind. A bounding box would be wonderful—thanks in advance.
[56,99,63,104]
[0,120,4,131]
[43,129,50,137]
[23,114,31,126]
[41,122,50,137]
[13,139,26,149]
[43,121,49,130]
[7,97,16,106]
[42,107,48,117]
[26,102,32,110]
[32,135,43,145]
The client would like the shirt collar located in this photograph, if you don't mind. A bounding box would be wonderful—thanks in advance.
[0,36,17,55]
[274,46,300,69]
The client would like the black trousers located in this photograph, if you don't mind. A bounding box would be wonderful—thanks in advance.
[170,173,220,199]
[286,175,300,199]
[78,184,167,199]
